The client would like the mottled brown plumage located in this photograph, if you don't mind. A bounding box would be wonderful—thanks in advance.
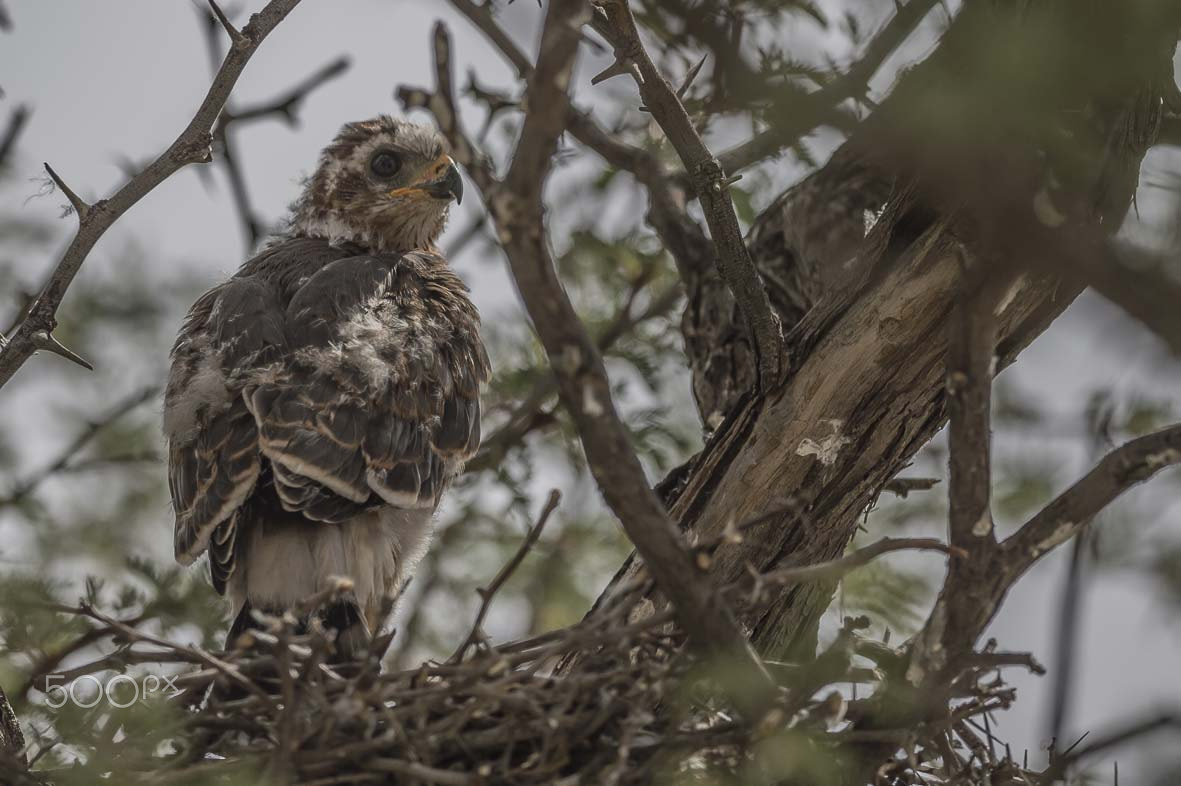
[164,116,488,655]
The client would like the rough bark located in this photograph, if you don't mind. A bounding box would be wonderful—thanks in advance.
[595,0,1174,665]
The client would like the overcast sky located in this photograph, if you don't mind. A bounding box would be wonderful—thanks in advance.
[2,1,1181,780]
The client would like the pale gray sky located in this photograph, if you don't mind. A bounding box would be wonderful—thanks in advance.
[2,1,1180,780]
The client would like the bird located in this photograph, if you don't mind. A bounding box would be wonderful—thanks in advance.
[163,116,489,658]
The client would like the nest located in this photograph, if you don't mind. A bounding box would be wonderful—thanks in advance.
[5,556,1055,786]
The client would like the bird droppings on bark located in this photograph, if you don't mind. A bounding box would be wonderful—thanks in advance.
[796,419,852,466]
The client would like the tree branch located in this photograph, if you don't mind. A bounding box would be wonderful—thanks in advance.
[946,276,1002,548]
[404,1,773,696]
[715,0,939,174]
[0,104,29,169]
[1004,423,1181,572]
[496,0,773,691]
[0,385,158,509]
[0,0,304,391]
[590,0,784,387]
[449,490,561,664]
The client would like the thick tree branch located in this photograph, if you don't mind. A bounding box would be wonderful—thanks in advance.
[908,273,1009,682]
[946,277,1002,549]
[467,281,681,474]
[0,0,303,391]
[590,0,784,387]
[404,2,771,695]
[491,0,772,691]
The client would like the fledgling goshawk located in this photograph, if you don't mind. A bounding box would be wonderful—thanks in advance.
[164,116,489,656]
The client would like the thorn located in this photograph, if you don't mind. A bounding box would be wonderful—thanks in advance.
[591,58,642,86]
[32,331,93,371]
[206,0,247,46]
[724,173,744,187]
[677,54,708,99]
[43,163,91,220]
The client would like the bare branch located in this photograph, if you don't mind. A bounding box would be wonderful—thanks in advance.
[449,490,561,664]
[946,274,1005,548]
[757,537,957,589]
[0,386,158,508]
[590,0,785,387]
[716,0,939,174]
[396,23,494,193]
[200,6,350,250]
[1004,423,1181,571]
[1039,712,1180,783]
[0,0,304,391]
[225,56,349,125]
[495,0,775,696]
[0,104,29,168]
[446,0,717,292]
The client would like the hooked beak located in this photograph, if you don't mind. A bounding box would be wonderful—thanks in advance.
[420,159,464,205]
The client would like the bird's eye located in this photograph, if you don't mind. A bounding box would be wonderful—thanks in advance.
[369,151,401,178]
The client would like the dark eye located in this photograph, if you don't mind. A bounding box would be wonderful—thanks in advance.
[369,151,401,178]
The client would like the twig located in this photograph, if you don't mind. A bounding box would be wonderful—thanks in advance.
[883,476,940,498]
[200,4,349,250]
[484,0,775,698]
[1039,712,1180,783]
[1003,423,1181,570]
[0,0,304,390]
[449,491,560,663]
[0,386,159,508]
[0,104,29,168]
[70,603,276,709]
[757,537,957,589]
[716,0,939,174]
[466,281,680,474]
[590,0,785,387]
[368,759,473,785]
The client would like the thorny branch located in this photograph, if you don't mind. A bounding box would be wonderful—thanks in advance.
[0,0,304,390]
[399,12,773,697]
[0,104,29,169]
[198,6,349,250]
[446,0,717,308]
[716,0,939,174]
[590,0,785,387]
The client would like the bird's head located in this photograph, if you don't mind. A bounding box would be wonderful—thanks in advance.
[289,116,463,253]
